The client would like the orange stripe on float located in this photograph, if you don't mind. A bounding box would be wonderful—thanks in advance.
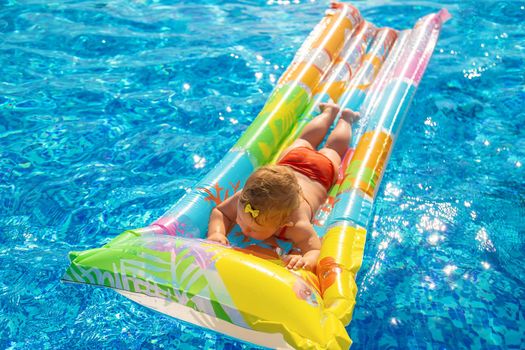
[349,131,392,182]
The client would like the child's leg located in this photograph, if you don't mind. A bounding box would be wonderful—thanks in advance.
[318,108,360,169]
[296,102,340,149]
[277,103,340,160]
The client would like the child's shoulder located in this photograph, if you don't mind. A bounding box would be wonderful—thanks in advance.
[216,190,240,211]
[224,190,241,203]
[282,214,316,239]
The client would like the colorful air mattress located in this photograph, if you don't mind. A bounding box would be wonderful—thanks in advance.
[62,3,450,349]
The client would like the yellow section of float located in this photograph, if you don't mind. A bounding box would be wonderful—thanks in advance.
[217,251,352,349]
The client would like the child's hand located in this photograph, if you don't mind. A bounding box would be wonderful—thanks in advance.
[207,232,229,245]
[282,253,311,270]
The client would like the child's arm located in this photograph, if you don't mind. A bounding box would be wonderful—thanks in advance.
[207,192,239,245]
[282,221,321,272]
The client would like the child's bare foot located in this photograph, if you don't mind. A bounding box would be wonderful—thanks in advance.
[341,108,360,124]
[319,102,340,122]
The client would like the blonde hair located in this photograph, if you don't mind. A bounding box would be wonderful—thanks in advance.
[239,165,301,225]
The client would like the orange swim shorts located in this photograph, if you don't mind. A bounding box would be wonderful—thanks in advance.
[277,147,336,191]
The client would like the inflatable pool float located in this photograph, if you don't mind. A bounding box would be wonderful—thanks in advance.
[62,3,450,349]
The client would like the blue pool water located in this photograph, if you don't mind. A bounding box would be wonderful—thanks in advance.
[1,0,524,349]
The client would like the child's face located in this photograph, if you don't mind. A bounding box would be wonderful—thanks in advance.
[236,202,280,241]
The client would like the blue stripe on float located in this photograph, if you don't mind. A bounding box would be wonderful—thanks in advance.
[366,80,416,135]
[157,150,255,239]
[326,189,373,229]
[341,88,366,113]
[200,150,256,188]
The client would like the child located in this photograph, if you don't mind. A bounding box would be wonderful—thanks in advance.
[207,103,359,272]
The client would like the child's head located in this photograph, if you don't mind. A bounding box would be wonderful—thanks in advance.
[237,165,301,240]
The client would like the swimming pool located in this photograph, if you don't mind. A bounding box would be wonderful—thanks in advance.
[0,0,523,349]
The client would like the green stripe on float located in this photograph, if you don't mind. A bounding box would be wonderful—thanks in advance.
[339,160,377,192]
[209,288,234,323]
[235,84,309,165]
